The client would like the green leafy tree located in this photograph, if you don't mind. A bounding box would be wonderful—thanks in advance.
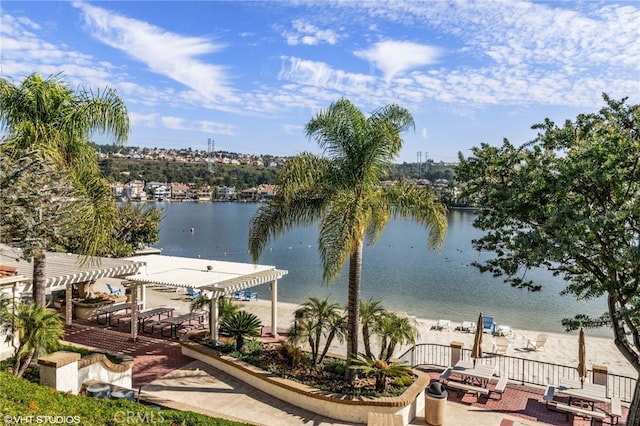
[456,95,640,422]
[349,354,412,393]
[0,301,64,377]
[374,313,419,361]
[360,298,386,359]
[0,73,129,306]
[220,310,262,352]
[249,99,447,380]
[288,297,346,366]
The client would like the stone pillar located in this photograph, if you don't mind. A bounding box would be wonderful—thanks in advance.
[130,284,139,341]
[592,364,608,387]
[450,341,464,367]
[38,351,81,394]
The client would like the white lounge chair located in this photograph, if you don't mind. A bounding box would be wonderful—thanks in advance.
[492,336,511,354]
[436,319,452,331]
[460,321,476,333]
[527,334,548,351]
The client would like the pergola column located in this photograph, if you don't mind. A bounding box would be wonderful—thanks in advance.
[130,284,139,341]
[65,282,73,326]
[140,284,147,310]
[270,279,278,337]
[210,295,219,344]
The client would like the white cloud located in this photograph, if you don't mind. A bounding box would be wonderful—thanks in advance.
[283,19,342,46]
[161,116,187,130]
[354,41,441,82]
[198,121,236,135]
[284,124,304,135]
[73,2,236,102]
[279,56,375,91]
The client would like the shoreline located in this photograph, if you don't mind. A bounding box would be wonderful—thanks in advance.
[103,280,635,379]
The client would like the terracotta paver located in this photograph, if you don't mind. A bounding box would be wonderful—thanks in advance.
[63,323,628,425]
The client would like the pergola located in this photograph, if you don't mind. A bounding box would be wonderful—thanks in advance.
[0,244,145,325]
[124,254,288,342]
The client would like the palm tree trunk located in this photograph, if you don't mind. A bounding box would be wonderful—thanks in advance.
[363,324,373,358]
[319,331,336,364]
[345,239,363,381]
[32,250,46,307]
[15,348,36,378]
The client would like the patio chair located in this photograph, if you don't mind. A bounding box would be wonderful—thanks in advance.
[243,289,257,301]
[106,283,122,296]
[186,287,201,299]
[482,315,496,335]
[492,336,511,354]
[527,334,548,351]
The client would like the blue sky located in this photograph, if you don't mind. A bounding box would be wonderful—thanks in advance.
[1,1,639,163]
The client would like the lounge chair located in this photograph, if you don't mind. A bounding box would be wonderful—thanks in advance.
[492,336,511,354]
[461,321,476,333]
[482,316,496,335]
[243,289,257,301]
[436,319,452,331]
[186,287,201,299]
[106,283,122,296]
[527,334,548,351]
[495,324,513,337]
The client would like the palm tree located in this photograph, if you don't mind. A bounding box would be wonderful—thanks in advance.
[1,301,64,377]
[360,298,386,358]
[0,73,129,306]
[375,313,419,361]
[350,353,412,393]
[220,310,262,352]
[288,297,345,366]
[249,98,447,380]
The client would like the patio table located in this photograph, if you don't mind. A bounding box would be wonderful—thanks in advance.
[558,378,608,409]
[94,303,133,326]
[155,311,207,338]
[137,307,174,332]
[452,360,497,388]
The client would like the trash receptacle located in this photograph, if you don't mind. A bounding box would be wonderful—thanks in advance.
[425,382,447,426]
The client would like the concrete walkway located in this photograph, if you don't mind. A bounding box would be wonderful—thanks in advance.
[139,360,548,426]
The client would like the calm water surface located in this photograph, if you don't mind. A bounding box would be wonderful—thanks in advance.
[151,202,609,336]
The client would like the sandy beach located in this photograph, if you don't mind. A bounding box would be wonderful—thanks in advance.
[97,279,637,379]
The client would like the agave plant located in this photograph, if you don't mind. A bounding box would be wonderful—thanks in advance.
[349,353,412,393]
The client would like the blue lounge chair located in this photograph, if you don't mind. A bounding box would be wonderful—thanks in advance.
[482,315,496,335]
[186,287,201,299]
[243,289,257,301]
[106,283,122,296]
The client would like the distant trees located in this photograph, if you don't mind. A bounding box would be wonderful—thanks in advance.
[456,95,640,424]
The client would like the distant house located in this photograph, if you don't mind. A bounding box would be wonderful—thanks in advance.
[259,184,276,199]
[216,186,235,200]
[123,180,147,201]
[170,183,191,200]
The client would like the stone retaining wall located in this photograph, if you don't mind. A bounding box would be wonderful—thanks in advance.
[180,338,427,425]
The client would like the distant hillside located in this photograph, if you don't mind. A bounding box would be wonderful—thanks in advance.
[95,144,456,189]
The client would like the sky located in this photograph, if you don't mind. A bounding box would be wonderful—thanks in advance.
[1,1,639,163]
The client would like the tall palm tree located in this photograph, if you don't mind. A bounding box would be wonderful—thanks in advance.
[0,73,129,306]
[360,298,386,358]
[249,99,447,380]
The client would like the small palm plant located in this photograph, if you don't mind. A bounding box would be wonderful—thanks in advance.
[1,301,64,377]
[375,312,419,361]
[220,310,261,352]
[350,353,413,393]
[360,298,386,358]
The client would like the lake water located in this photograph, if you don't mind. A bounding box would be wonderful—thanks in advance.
[151,201,609,336]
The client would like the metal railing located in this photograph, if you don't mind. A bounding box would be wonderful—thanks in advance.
[399,343,637,403]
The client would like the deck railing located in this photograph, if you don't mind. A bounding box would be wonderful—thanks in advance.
[399,343,637,403]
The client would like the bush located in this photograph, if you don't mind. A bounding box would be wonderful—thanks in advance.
[0,371,250,425]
